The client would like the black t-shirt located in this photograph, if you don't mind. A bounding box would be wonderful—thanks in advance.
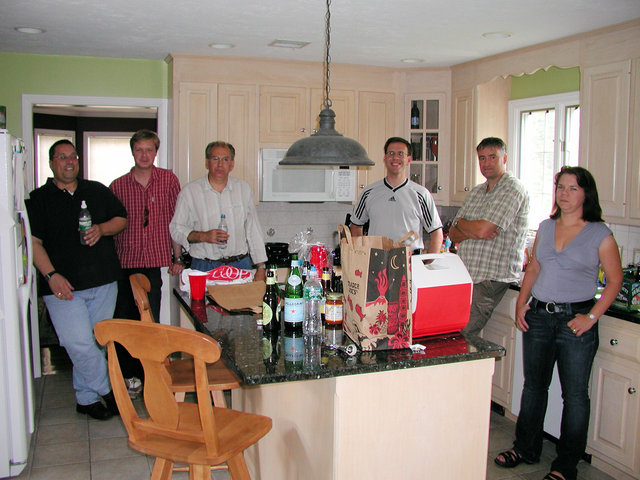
[26,178,128,295]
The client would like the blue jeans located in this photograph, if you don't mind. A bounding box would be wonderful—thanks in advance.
[43,282,117,405]
[513,302,598,480]
[191,255,253,272]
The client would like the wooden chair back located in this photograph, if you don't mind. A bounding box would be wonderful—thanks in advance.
[94,320,223,456]
[129,273,154,323]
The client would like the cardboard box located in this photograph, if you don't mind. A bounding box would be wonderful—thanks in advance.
[612,267,640,312]
[411,253,472,337]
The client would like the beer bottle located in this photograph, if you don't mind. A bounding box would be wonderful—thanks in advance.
[262,269,280,332]
[284,253,304,331]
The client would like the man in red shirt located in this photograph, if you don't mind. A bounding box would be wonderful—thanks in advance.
[110,130,183,390]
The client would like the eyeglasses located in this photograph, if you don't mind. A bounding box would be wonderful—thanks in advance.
[143,206,149,228]
[207,156,232,163]
[385,151,406,158]
[53,153,79,161]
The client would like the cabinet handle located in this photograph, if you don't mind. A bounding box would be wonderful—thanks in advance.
[437,185,442,191]
[359,184,365,189]
[464,187,470,191]
[610,338,618,346]
[629,387,637,395]
[299,128,306,133]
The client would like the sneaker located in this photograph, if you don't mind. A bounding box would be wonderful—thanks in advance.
[125,377,142,399]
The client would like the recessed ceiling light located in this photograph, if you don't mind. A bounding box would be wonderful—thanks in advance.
[15,26,45,34]
[268,39,310,49]
[482,32,512,39]
[401,58,424,64]
[208,42,235,49]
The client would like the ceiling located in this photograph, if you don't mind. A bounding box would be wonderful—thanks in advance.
[1,0,639,69]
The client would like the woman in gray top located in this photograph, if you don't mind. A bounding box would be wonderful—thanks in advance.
[494,167,623,480]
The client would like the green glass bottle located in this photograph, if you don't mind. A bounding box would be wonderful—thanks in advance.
[262,269,280,332]
[284,253,303,331]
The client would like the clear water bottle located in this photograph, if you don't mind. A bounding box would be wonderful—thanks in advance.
[303,266,323,335]
[78,200,92,245]
[218,214,228,250]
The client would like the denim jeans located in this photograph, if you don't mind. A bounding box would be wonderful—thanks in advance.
[513,302,598,480]
[191,255,253,272]
[43,282,117,405]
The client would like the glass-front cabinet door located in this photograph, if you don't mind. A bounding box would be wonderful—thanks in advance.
[405,93,448,203]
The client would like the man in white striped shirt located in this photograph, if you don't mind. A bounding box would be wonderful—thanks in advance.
[169,141,267,281]
[350,137,443,254]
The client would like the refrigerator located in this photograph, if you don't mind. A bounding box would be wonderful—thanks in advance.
[0,130,37,478]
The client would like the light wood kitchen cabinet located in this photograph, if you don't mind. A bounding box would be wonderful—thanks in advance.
[405,93,449,203]
[356,91,395,190]
[450,88,476,205]
[259,85,308,144]
[580,60,633,223]
[174,82,218,184]
[218,84,258,199]
[587,315,640,480]
[628,59,640,223]
[481,288,518,409]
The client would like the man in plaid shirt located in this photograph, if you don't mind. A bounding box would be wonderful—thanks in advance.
[110,130,183,392]
[449,137,529,336]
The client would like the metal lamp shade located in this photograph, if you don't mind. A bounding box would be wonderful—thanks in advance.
[280,108,374,166]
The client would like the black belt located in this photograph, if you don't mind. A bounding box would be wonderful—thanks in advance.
[530,297,594,315]
[203,253,249,263]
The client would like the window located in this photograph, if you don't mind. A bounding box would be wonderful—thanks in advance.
[508,92,580,230]
[34,129,75,188]
[84,132,134,187]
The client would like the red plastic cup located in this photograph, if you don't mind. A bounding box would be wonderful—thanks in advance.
[188,272,208,300]
[310,244,327,273]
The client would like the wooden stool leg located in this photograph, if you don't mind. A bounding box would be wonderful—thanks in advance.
[211,390,227,408]
[151,458,174,480]
[189,464,211,480]
[227,453,251,480]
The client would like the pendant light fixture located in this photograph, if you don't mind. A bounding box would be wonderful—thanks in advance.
[279,0,374,166]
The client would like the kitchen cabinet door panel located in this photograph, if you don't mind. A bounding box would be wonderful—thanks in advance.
[629,59,640,222]
[357,91,395,189]
[218,84,258,202]
[588,353,640,477]
[451,89,476,204]
[580,61,631,222]
[259,86,307,143]
[176,82,218,184]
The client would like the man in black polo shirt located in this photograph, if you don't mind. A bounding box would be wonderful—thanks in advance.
[27,140,127,420]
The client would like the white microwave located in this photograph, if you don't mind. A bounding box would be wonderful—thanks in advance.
[260,148,357,202]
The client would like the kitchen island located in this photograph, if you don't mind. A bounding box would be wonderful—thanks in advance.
[174,289,505,480]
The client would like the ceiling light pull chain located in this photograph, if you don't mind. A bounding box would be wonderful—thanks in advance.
[323,0,332,110]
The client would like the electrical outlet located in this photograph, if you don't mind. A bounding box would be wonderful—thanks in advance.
[633,248,640,266]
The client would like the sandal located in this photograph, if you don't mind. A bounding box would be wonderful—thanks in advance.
[494,449,534,468]
[543,473,565,480]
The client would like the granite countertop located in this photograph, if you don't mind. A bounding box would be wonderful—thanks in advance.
[508,285,640,325]
[174,289,505,386]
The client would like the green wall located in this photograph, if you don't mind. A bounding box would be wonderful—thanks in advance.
[0,53,169,137]
[510,66,580,100]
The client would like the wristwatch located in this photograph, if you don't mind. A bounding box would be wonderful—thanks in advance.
[588,313,597,321]
[44,270,57,281]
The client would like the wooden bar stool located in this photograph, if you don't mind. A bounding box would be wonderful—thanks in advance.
[95,319,271,480]
[129,273,241,407]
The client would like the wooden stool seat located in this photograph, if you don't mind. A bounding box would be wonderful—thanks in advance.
[129,273,242,407]
[94,320,271,479]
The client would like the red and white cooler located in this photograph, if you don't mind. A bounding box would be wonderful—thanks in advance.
[411,253,473,337]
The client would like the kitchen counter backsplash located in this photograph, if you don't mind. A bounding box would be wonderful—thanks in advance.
[255,202,459,249]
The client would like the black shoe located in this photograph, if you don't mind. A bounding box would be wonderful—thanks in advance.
[76,401,113,420]
[101,391,120,416]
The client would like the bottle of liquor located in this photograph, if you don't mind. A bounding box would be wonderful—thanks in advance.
[411,101,420,129]
[320,266,332,324]
[78,200,92,245]
[218,214,228,250]
[262,269,280,332]
[284,253,304,331]
[303,266,323,335]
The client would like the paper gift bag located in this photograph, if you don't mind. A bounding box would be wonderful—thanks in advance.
[338,225,414,351]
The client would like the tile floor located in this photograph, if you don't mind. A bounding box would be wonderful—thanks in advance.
[12,347,617,480]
